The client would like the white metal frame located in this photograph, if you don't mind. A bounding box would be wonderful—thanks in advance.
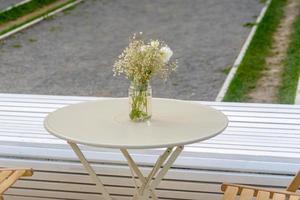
[69,141,183,200]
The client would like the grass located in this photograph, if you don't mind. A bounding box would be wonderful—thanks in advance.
[12,43,22,48]
[223,0,287,102]
[0,0,77,36]
[221,66,232,75]
[243,22,257,28]
[278,10,300,104]
[49,26,61,32]
[28,38,37,42]
[0,0,58,26]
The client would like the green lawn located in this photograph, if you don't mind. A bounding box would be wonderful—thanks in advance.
[223,0,287,102]
[0,0,78,36]
[278,10,300,104]
[0,0,58,26]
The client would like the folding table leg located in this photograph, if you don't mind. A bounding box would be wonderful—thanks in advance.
[121,148,161,200]
[68,142,113,200]
[121,146,184,200]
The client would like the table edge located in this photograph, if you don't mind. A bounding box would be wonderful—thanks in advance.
[44,98,229,149]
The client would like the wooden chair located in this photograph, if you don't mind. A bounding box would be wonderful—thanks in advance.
[221,171,300,200]
[0,168,33,200]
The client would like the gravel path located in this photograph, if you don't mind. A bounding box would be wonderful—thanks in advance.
[0,0,25,11]
[0,0,262,100]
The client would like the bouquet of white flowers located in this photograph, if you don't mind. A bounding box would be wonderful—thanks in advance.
[113,33,177,121]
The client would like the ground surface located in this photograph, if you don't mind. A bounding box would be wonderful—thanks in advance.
[0,0,262,100]
[0,0,24,11]
[248,0,300,103]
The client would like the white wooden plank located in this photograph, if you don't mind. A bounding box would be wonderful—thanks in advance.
[228,116,300,125]
[214,134,300,143]
[1,132,299,148]
[227,122,300,130]
[0,128,47,134]
[223,130,300,138]
[3,109,296,123]
[225,126,300,134]
[2,114,300,126]
[0,132,55,139]
[1,93,300,109]
[0,106,55,113]
[5,188,122,200]
[0,93,300,113]
[26,171,218,192]
[5,188,222,200]
[183,146,300,160]
[0,129,49,135]
[1,101,300,119]
[0,119,43,125]
[0,93,98,101]
[222,111,300,119]
[2,120,300,131]
[0,157,295,186]
[0,101,66,109]
[186,144,300,155]
[0,135,299,158]
[201,100,300,109]
[0,145,299,173]
[213,106,300,114]
[2,135,298,153]
[13,180,219,200]
[0,111,46,117]
[14,181,136,197]
[204,138,300,148]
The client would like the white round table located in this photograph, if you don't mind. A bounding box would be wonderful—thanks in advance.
[44,98,228,200]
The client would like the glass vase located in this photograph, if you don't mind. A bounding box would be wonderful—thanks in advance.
[128,82,152,122]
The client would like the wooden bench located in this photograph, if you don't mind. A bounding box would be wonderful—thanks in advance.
[0,168,33,200]
[221,171,300,200]
[0,93,298,200]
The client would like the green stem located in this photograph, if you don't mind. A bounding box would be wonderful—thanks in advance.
[129,86,150,121]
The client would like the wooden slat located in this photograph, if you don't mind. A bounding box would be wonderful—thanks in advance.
[289,195,300,200]
[222,186,238,200]
[0,170,25,194]
[240,188,255,200]
[4,195,56,200]
[257,191,270,200]
[287,171,300,192]
[272,193,286,200]
[0,169,32,177]
[222,183,300,197]
[0,171,12,183]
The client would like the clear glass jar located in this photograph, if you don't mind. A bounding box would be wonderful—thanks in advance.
[128,82,152,122]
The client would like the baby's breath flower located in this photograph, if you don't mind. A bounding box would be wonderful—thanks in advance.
[113,34,177,85]
[150,40,160,48]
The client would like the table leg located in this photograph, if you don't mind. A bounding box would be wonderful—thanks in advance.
[68,142,113,200]
[121,146,184,200]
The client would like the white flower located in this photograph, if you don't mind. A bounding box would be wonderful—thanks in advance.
[150,40,160,48]
[140,45,148,52]
[160,46,173,63]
